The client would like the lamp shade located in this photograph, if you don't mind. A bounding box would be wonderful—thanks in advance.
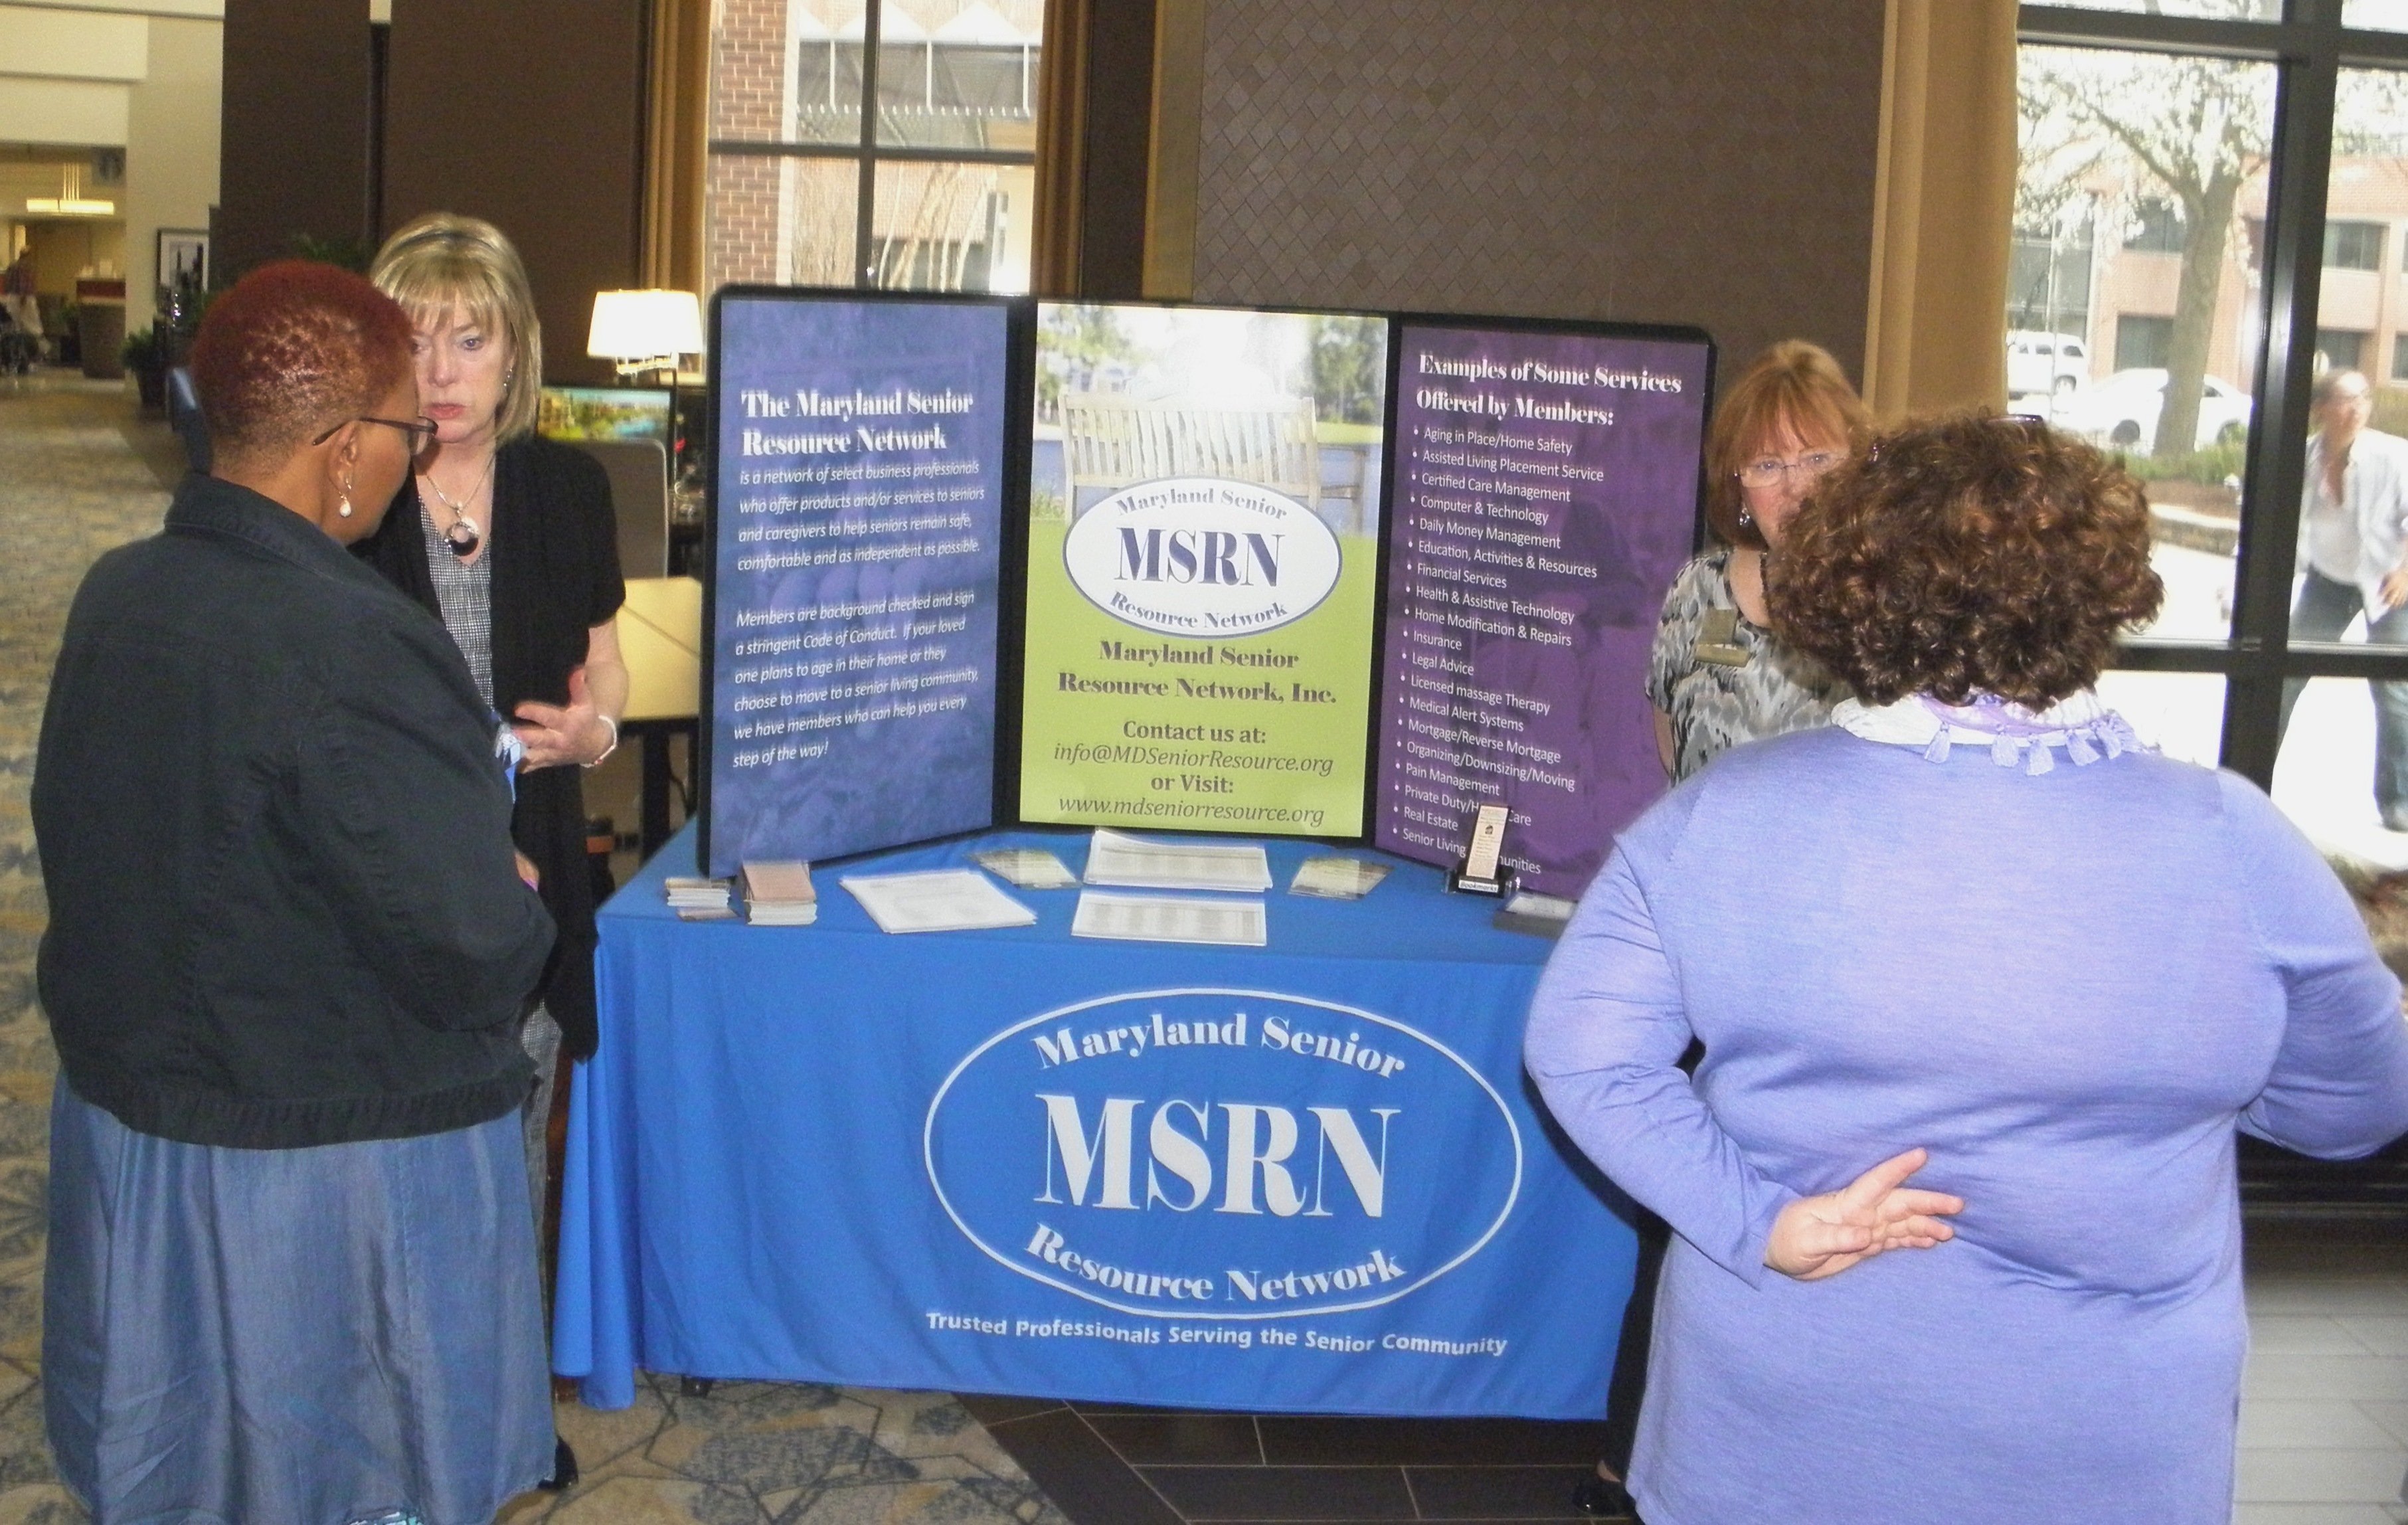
[587,289,703,361]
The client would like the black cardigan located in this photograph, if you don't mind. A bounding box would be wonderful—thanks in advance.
[357,434,626,1059]
[35,474,556,1148]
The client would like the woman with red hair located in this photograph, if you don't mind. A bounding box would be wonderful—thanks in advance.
[34,260,559,1523]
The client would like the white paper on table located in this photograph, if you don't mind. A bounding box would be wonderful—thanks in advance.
[1288,855,1393,900]
[1501,890,1577,923]
[1071,891,1268,948]
[840,869,1038,934]
[1082,828,1272,893]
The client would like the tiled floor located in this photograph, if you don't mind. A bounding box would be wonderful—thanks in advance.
[12,371,2408,1524]
[960,1398,1609,1524]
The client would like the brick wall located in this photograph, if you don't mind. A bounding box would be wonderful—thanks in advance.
[713,0,787,140]
[707,153,785,294]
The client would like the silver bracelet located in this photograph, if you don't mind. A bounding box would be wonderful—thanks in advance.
[584,714,620,769]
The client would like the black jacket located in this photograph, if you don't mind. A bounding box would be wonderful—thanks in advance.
[357,435,625,1059]
[34,474,555,1148]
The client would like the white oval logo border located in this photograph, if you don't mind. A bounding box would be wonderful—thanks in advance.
[922,986,1525,1321]
[1060,476,1344,640]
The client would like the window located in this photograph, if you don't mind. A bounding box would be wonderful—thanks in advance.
[2115,314,2175,371]
[2317,327,2369,371]
[2123,197,2190,253]
[705,1,1044,298]
[2016,4,2408,854]
[2326,219,2385,270]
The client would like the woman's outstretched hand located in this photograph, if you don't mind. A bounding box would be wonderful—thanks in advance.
[1764,1148,1964,1282]
[513,666,612,770]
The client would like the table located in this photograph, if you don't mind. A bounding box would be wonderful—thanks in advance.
[614,576,700,855]
[555,824,1637,1418]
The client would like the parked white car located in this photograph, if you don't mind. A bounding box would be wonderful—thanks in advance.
[2056,367,2252,452]
[2006,330,2090,397]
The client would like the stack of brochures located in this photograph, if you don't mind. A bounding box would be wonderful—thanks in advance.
[841,869,1038,935]
[740,861,817,925]
[663,875,733,920]
[1083,828,1272,893]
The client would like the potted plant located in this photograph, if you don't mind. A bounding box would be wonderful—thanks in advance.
[122,327,167,412]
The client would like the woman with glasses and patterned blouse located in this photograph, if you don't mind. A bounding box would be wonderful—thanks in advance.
[1576,341,1871,1519]
[1647,340,1869,784]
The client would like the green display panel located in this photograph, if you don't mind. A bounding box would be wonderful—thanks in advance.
[1017,302,1388,837]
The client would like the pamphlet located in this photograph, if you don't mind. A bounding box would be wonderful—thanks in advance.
[841,869,1038,935]
[665,875,732,913]
[1289,856,1393,901]
[741,860,818,925]
[1082,828,1273,893]
[1071,891,1268,948]
[972,848,1080,889]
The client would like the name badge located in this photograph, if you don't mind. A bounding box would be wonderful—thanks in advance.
[1693,607,1749,668]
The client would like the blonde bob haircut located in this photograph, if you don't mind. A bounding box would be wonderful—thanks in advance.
[369,212,543,444]
[1703,339,1871,550]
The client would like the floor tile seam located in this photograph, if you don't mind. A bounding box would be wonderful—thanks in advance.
[1076,1403,1197,1524]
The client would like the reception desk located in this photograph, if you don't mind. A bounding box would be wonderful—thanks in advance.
[554,824,1634,1417]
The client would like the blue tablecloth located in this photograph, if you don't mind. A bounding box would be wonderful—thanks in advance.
[555,823,1636,1417]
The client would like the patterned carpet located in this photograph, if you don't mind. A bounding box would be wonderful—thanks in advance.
[0,371,1069,1525]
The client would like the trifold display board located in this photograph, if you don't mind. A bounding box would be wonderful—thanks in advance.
[701,289,1711,891]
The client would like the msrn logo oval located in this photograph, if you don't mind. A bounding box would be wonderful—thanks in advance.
[924,988,1523,1320]
[1061,476,1342,638]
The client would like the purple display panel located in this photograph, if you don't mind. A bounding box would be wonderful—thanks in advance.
[1375,323,1711,899]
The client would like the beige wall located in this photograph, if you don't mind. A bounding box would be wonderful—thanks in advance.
[0,1,222,333]
[123,15,221,331]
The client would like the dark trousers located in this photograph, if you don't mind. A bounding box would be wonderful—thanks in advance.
[1598,1213,1669,1475]
[2279,570,2408,827]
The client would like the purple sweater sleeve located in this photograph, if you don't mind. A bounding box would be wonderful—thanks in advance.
[2222,772,2408,1158]
[1523,831,1798,1287]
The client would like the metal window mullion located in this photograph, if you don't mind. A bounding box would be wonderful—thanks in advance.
[2221,37,2340,786]
[856,0,883,287]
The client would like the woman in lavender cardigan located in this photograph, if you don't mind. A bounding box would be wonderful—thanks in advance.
[1525,414,2408,1525]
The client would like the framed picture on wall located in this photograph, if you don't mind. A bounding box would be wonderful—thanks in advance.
[156,229,208,292]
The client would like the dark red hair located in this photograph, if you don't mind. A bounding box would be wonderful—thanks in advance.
[190,260,414,467]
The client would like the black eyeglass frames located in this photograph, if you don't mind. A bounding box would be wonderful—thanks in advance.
[312,414,439,448]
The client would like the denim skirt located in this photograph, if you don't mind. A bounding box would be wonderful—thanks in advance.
[43,1081,553,1525]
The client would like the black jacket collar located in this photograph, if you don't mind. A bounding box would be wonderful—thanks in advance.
[165,472,388,589]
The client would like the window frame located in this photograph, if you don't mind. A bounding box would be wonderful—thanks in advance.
[2018,0,2408,788]
[707,0,1041,292]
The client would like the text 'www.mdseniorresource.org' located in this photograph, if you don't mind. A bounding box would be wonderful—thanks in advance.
[1057,797,1327,830]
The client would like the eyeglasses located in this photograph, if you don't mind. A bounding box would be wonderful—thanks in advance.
[312,414,439,448]
[1735,450,1843,488]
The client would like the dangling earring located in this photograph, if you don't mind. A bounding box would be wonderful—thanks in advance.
[502,369,514,394]
[339,473,355,518]
[1736,503,1753,529]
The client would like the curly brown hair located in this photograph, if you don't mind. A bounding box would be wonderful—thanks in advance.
[1766,413,2163,708]
[191,260,414,470]
[1705,339,1871,549]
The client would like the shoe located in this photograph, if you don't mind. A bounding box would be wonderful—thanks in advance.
[537,1435,578,1492]
[1573,1472,1636,1518]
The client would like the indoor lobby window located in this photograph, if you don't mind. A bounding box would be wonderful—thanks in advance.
[2018,1,2408,863]
[704,0,1042,298]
